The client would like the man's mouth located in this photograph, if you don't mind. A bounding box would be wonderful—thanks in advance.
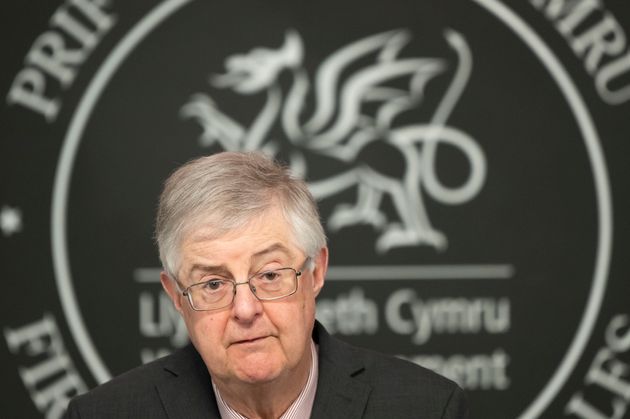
[232,336,269,345]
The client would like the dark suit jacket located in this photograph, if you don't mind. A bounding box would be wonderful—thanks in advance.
[64,323,469,418]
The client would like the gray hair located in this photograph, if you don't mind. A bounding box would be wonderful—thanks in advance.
[155,151,326,278]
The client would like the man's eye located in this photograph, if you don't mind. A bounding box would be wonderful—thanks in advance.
[202,280,225,291]
[260,271,281,282]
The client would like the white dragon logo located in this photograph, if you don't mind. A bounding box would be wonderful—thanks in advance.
[181,28,486,253]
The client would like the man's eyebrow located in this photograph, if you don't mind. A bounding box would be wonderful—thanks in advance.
[188,264,231,278]
[251,243,294,261]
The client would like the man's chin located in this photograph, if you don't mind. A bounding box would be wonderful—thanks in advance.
[233,363,284,384]
[227,347,286,383]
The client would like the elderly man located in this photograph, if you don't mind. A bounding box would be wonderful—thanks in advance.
[64,152,468,419]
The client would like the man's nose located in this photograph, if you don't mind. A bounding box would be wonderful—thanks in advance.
[231,281,263,321]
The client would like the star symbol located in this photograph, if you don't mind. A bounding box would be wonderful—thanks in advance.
[1,206,23,237]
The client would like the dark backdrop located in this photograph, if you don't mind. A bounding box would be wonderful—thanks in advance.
[1,1,629,418]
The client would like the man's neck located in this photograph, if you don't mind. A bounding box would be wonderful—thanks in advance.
[212,343,314,419]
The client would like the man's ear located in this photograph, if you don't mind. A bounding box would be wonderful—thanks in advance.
[311,246,328,297]
[160,271,184,313]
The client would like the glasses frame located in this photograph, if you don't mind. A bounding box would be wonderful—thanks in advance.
[176,259,309,311]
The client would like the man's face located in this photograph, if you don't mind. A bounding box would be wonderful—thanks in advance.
[161,205,327,386]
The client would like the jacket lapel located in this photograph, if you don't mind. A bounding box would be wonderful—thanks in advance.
[155,345,221,419]
[310,323,372,419]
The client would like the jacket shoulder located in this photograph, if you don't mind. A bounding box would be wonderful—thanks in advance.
[342,338,459,392]
[343,342,468,418]
[315,323,469,418]
[64,345,203,419]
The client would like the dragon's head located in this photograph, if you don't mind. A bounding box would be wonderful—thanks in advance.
[211,30,304,94]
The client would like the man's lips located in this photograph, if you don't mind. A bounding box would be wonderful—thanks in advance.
[231,335,271,345]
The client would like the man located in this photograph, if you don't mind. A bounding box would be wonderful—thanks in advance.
[64,152,469,419]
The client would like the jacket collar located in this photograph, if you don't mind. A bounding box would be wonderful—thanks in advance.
[310,322,373,419]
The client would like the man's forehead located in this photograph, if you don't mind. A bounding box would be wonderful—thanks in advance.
[176,205,303,271]
[198,241,296,262]
[182,242,299,277]
[183,204,290,243]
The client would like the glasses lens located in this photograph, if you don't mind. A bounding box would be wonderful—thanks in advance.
[250,268,297,300]
[189,279,233,310]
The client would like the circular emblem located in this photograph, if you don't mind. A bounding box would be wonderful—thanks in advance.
[5,0,628,418]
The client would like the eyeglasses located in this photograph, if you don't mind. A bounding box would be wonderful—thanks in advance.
[177,261,308,311]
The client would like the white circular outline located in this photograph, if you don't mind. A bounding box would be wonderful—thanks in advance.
[51,0,194,384]
[473,1,612,418]
[50,0,613,415]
